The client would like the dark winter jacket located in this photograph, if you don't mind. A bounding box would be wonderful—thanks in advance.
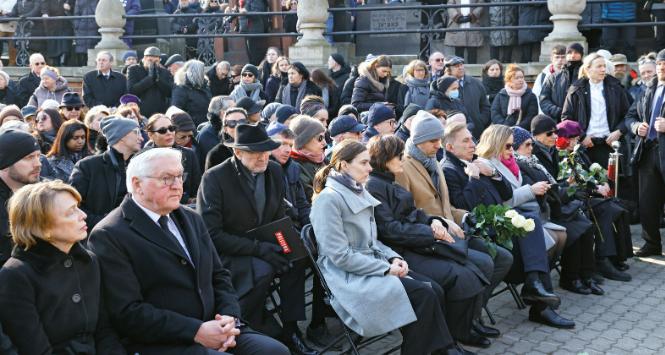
[171,82,213,126]
[275,80,322,111]
[206,66,234,97]
[340,65,359,106]
[0,81,19,106]
[490,87,539,130]
[458,74,491,139]
[330,66,351,95]
[73,0,98,54]
[127,63,173,117]
[82,70,128,108]
[16,71,40,107]
[539,61,582,120]
[277,157,311,228]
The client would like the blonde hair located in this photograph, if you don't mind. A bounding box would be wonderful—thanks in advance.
[442,121,469,147]
[8,180,81,249]
[405,59,429,79]
[579,53,605,80]
[476,124,513,159]
[504,64,524,84]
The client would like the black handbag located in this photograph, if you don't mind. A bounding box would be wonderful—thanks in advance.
[430,236,469,265]
[630,137,644,167]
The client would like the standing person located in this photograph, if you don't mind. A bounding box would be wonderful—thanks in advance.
[517,0,550,63]
[328,54,351,94]
[0,180,126,355]
[122,0,141,47]
[40,0,72,66]
[491,64,539,130]
[539,43,585,121]
[240,0,270,65]
[229,64,266,104]
[444,0,483,64]
[88,148,290,355]
[399,59,431,109]
[127,47,174,117]
[561,52,630,167]
[82,51,128,108]
[444,56,491,139]
[533,45,567,113]
[46,120,89,181]
[72,0,97,66]
[171,60,213,127]
[259,47,281,88]
[276,62,321,112]
[171,0,200,59]
[265,57,290,103]
[0,129,42,266]
[121,50,138,76]
[70,116,144,230]
[310,140,458,355]
[624,49,665,257]
[482,60,504,106]
[428,51,446,84]
[28,66,71,109]
[488,0,517,63]
[600,1,636,60]
[16,53,46,107]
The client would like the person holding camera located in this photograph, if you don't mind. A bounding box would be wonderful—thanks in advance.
[127,47,174,117]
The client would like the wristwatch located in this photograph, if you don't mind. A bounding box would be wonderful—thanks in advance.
[490,167,498,178]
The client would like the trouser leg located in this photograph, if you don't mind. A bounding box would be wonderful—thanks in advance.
[638,147,665,248]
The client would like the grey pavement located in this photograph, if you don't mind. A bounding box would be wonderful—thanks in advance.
[301,225,665,354]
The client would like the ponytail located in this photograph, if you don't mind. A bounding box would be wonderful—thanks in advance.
[312,164,334,200]
[311,139,367,200]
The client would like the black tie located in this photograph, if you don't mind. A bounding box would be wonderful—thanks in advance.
[158,216,190,261]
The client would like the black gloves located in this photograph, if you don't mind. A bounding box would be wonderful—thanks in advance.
[254,241,290,273]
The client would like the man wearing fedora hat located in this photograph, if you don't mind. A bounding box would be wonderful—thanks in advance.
[198,124,318,355]
[127,47,173,117]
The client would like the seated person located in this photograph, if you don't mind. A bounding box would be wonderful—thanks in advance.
[366,135,492,349]
[310,140,464,355]
[476,124,574,329]
[197,125,316,354]
[0,180,125,354]
[89,148,288,354]
[512,126,602,296]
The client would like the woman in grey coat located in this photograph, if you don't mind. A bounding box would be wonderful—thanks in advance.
[310,140,461,355]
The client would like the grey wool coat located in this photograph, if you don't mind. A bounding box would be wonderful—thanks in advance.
[310,177,417,337]
[444,0,484,48]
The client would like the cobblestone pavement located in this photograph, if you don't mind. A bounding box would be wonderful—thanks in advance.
[309,225,665,354]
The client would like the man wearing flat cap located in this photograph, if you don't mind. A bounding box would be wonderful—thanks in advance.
[444,56,491,139]
[127,47,173,117]
[198,124,318,355]
[0,129,41,265]
[71,116,144,230]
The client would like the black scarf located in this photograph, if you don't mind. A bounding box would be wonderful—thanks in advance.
[329,169,364,194]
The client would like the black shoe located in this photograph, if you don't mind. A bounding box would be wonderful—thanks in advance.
[472,319,500,338]
[635,245,662,258]
[521,279,561,308]
[528,307,575,329]
[613,261,629,271]
[591,273,605,285]
[457,329,491,349]
[559,278,591,295]
[445,343,476,355]
[283,332,319,355]
[596,258,632,282]
[305,323,341,350]
[583,278,605,296]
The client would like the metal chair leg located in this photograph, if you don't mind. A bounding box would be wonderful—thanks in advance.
[507,283,526,309]
[484,305,497,325]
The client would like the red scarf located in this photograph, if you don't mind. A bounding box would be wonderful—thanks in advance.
[290,149,325,164]
[501,155,520,179]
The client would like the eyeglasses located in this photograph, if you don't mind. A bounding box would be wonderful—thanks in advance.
[505,143,514,150]
[36,116,49,123]
[150,125,177,134]
[433,58,444,62]
[224,119,249,128]
[241,72,254,78]
[146,173,188,187]
[65,106,81,111]
[546,130,557,137]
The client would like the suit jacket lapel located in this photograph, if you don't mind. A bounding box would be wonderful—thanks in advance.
[172,208,200,266]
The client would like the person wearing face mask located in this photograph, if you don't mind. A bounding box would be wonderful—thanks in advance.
[561,52,630,168]
[539,43,584,121]
[426,75,468,117]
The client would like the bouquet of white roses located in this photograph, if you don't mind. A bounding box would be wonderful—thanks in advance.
[468,204,535,258]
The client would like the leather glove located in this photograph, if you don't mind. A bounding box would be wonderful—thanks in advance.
[254,242,290,273]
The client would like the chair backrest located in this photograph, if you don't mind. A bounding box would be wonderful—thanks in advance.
[300,224,333,296]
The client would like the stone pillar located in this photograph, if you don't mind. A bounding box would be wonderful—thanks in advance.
[539,0,587,62]
[289,0,355,69]
[87,0,129,67]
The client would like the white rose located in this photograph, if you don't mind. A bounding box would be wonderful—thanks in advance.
[511,215,526,229]
[590,163,602,173]
[523,219,536,232]
[504,209,519,219]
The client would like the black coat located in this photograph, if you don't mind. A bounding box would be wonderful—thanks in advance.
[0,240,124,355]
[330,66,351,95]
[278,158,310,228]
[441,152,513,211]
[0,178,12,266]
[127,64,173,117]
[490,87,539,130]
[532,141,559,178]
[204,141,233,171]
[265,74,287,104]
[16,71,40,108]
[82,70,128,108]
[340,65,358,106]
[88,197,241,353]
[196,121,222,168]
[171,83,213,126]
[70,148,129,231]
[197,157,287,297]
[206,66,233,97]
[561,76,630,137]
[0,81,19,106]
[539,62,581,120]
[351,75,403,114]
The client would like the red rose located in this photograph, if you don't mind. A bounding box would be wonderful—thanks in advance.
[555,136,570,150]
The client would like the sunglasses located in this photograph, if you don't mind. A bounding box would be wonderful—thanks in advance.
[505,143,514,150]
[546,130,557,137]
[65,106,82,111]
[241,72,254,78]
[36,116,49,123]
[150,125,177,134]
[224,119,249,128]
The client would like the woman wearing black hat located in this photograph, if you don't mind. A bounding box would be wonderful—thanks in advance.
[229,64,267,104]
[47,120,90,181]
[265,56,290,103]
[59,92,86,122]
[276,62,322,112]
[426,75,469,116]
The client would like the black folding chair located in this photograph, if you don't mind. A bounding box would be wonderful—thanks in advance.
[300,224,361,355]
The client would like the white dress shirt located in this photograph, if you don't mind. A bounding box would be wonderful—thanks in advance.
[132,197,193,262]
[586,81,611,138]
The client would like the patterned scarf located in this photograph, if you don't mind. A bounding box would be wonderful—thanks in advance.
[515,153,557,184]
[406,138,440,191]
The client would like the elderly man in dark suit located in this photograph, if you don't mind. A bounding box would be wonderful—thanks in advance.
[82,51,128,108]
[198,124,318,355]
[88,147,288,355]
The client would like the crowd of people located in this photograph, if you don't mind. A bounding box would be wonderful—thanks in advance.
[0,38,661,355]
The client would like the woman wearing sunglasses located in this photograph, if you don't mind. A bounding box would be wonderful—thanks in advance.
[143,114,201,204]
[58,92,86,122]
[229,64,267,105]
[33,108,64,154]
[288,115,327,201]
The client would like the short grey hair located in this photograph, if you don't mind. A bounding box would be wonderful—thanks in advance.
[29,53,44,65]
[175,60,206,88]
[97,51,114,62]
[216,61,231,71]
[208,95,235,114]
[0,120,30,133]
[126,148,182,194]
